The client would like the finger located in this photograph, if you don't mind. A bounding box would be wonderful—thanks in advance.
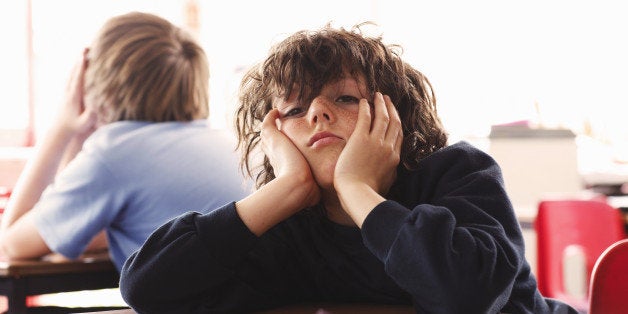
[261,109,282,144]
[65,50,89,106]
[353,98,372,136]
[262,109,281,130]
[82,47,90,67]
[76,49,90,110]
[393,126,403,156]
[382,95,403,155]
[383,95,401,137]
[78,107,98,127]
[65,59,82,93]
[260,109,281,155]
[79,48,89,79]
[370,92,389,137]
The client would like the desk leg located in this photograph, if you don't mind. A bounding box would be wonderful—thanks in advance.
[5,279,27,314]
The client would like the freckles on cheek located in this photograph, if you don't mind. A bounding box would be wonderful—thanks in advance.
[340,111,359,134]
[279,120,304,142]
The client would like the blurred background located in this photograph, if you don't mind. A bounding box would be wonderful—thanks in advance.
[1,0,627,210]
[3,0,628,217]
[1,0,627,143]
[0,0,627,310]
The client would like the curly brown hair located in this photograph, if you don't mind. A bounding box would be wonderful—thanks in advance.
[236,22,448,188]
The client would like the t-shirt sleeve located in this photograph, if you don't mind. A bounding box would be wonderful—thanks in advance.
[32,151,121,259]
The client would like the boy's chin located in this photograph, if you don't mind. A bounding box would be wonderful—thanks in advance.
[313,176,334,191]
[312,165,336,191]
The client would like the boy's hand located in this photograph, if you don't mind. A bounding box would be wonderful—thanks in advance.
[55,48,97,139]
[333,92,403,226]
[335,92,403,196]
[261,109,320,207]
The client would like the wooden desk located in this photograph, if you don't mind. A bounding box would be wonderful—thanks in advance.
[256,303,415,313]
[0,251,119,314]
[83,303,415,314]
[84,310,134,314]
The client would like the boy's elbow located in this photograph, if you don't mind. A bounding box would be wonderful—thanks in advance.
[119,274,137,308]
[119,255,180,314]
[0,236,26,260]
[0,231,49,260]
[119,256,149,311]
[0,215,53,260]
[120,274,160,314]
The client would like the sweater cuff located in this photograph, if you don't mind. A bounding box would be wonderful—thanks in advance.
[195,202,258,266]
[361,200,409,261]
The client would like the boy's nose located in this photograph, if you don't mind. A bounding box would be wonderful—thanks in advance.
[309,96,333,124]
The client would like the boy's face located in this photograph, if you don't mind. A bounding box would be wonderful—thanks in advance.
[274,76,368,189]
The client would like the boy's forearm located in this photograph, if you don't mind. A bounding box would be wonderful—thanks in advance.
[336,180,385,228]
[1,126,75,230]
[58,131,91,171]
[236,173,318,236]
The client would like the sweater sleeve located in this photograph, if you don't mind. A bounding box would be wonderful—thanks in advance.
[360,143,527,313]
[120,202,268,314]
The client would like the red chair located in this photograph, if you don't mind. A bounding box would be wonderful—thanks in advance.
[588,238,628,314]
[535,199,626,311]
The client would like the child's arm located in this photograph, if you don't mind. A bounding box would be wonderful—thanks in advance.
[354,143,534,313]
[0,50,97,259]
[332,94,533,312]
[236,108,320,236]
[121,109,320,312]
[121,200,307,312]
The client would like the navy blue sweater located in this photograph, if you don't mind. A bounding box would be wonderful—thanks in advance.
[120,141,577,313]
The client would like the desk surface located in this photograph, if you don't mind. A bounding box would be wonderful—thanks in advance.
[0,251,119,314]
[0,251,115,277]
[83,303,415,314]
[84,310,134,314]
[257,303,415,313]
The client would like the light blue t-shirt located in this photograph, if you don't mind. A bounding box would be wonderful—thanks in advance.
[32,120,251,270]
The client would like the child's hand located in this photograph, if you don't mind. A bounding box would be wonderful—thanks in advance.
[55,48,97,139]
[234,109,321,236]
[334,92,403,197]
[261,109,320,207]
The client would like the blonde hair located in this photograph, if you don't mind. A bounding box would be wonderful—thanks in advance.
[84,11,209,124]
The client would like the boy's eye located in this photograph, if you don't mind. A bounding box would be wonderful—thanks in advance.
[284,107,305,117]
[336,95,360,104]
